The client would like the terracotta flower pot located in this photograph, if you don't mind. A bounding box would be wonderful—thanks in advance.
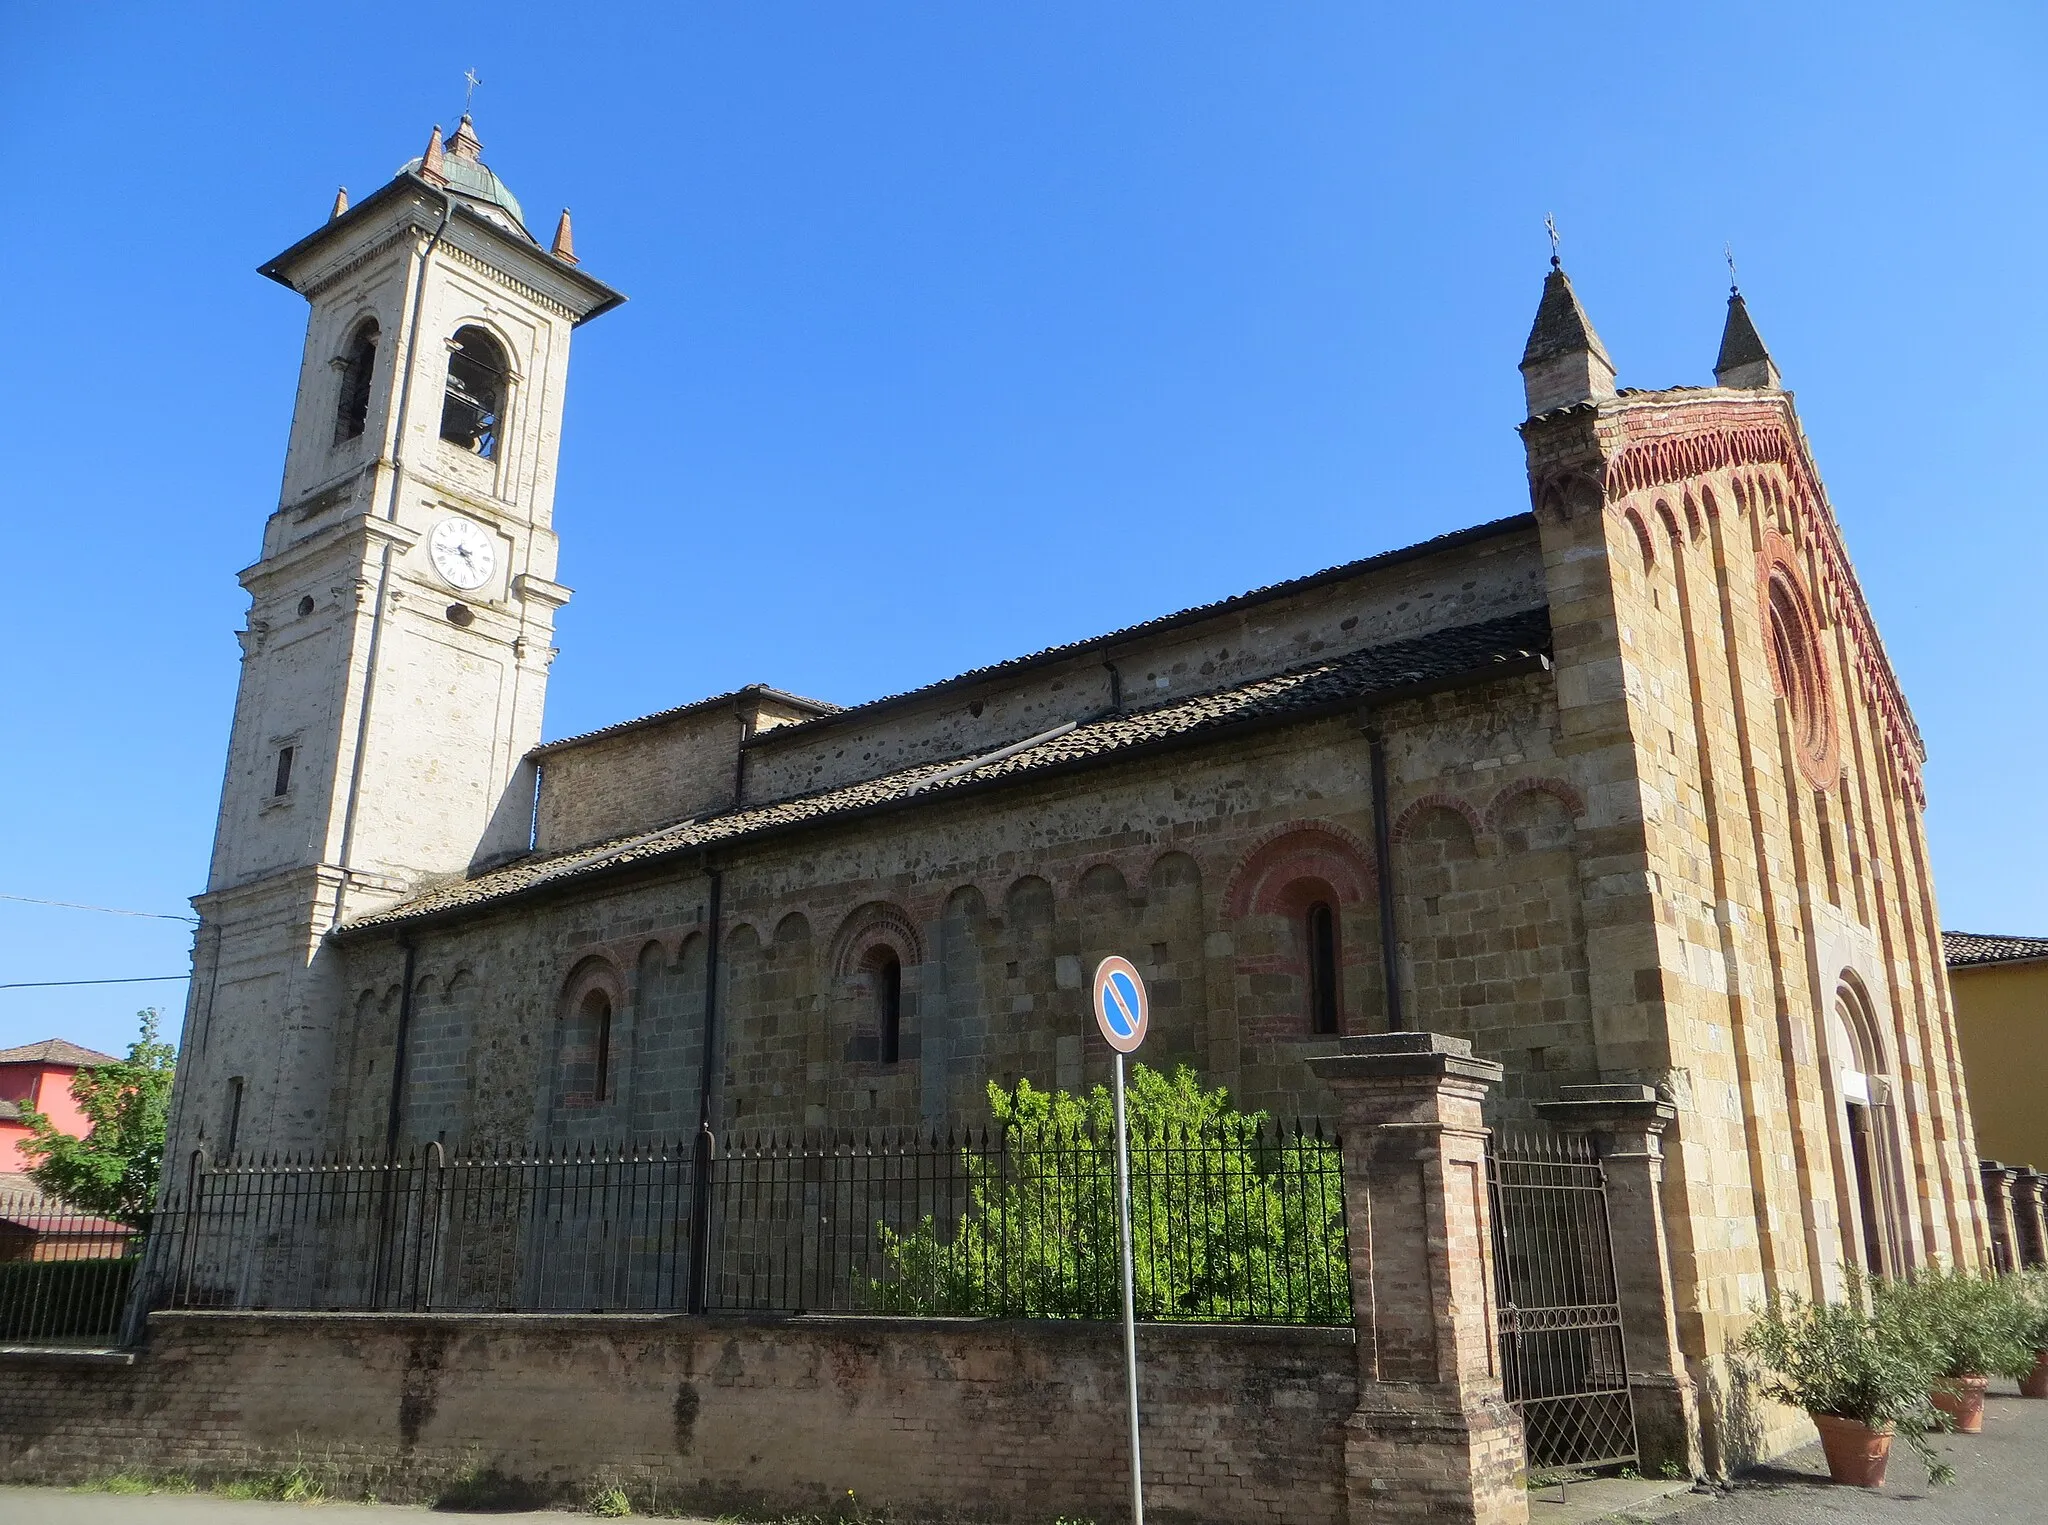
[2022,1350,2048,1400]
[1813,1413,1893,1488]
[1931,1374,1989,1433]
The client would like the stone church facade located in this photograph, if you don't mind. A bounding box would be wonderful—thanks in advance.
[165,121,1987,1473]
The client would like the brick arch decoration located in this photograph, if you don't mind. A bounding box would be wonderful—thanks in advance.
[1621,505,1656,570]
[1533,400,1925,804]
[1758,529,1843,790]
[828,901,925,978]
[1222,821,1377,921]
[1058,853,1145,903]
[1391,794,1485,848]
[1654,498,1685,551]
[559,954,625,1020]
[1485,777,1586,833]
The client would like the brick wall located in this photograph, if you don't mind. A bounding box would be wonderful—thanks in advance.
[0,1312,1355,1521]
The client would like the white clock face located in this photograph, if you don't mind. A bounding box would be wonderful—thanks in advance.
[429,517,496,591]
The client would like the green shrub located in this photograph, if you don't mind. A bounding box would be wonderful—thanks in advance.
[2012,1270,2048,1352]
[1738,1291,1952,1484]
[869,1065,1348,1323]
[0,1257,137,1342]
[1872,1266,2037,1381]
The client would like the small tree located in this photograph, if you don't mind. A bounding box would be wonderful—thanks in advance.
[871,1064,1349,1322]
[18,1009,177,1226]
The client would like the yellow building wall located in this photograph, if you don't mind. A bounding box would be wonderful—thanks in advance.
[1951,959,2048,1170]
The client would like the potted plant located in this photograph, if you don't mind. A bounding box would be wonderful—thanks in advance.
[1740,1292,1952,1487]
[2014,1271,2048,1400]
[1875,1267,2036,1432]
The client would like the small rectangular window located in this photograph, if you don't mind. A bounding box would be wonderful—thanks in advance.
[273,746,295,797]
[224,1077,245,1156]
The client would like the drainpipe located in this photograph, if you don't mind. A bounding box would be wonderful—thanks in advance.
[686,864,724,1314]
[1363,713,1406,1032]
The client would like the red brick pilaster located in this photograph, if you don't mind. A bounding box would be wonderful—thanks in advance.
[1310,1034,1526,1525]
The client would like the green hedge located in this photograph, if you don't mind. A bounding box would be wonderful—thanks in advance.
[0,1257,137,1342]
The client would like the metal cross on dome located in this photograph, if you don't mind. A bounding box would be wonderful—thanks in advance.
[463,68,483,114]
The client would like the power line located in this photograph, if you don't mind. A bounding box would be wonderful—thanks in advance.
[0,976,190,990]
[0,892,198,923]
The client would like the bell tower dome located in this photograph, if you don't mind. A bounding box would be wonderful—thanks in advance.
[170,119,623,1159]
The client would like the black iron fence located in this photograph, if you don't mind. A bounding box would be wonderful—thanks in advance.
[1487,1128,1638,1473]
[0,1189,144,1346]
[67,1121,1346,1335]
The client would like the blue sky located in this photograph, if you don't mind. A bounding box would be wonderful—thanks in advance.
[3,4,2044,1058]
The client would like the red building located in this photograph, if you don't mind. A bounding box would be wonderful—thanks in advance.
[0,1038,117,1184]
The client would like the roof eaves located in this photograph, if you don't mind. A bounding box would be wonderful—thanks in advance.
[532,684,841,758]
[745,514,1538,747]
[335,609,1552,942]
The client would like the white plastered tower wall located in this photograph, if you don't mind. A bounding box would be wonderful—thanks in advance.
[168,130,623,1164]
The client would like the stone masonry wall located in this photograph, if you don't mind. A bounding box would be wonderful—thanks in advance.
[0,1313,1356,1523]
[317,676,1597,1157]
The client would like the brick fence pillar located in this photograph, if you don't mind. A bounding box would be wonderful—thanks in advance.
[1536,1083,1702,1479]
[1981,1162,2020,1272]
[2014,1171,2048,1270]
[1309,1033,1527,1525]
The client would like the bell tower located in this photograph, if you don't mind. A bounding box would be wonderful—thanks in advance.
[170,118,624,1159]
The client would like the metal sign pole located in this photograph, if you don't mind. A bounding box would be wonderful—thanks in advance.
[1113,1049,1144,1525]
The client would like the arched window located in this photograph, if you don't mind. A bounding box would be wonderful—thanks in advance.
[440,325,509,460]
[874,950,903,1065]
[332,319,378,445]
[563,986,613,1105]
[1306,901,1340,1035]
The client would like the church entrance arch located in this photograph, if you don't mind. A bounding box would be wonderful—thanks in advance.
[1831,975,1906,1277]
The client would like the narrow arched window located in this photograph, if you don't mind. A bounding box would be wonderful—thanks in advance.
[569,987,613,1104]
[876,951,903,1065]
[1306,901,1339,1035]
[440,325,509,460]
[333,319,378,445]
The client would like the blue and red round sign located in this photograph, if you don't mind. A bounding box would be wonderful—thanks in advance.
[1092,956,1149,1054]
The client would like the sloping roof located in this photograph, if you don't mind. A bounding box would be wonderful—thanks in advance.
[1944,931,2048,969]
[339,606,1552,939]
[567,516,1537,755]
[1715,291,1775,377]
[1521,265,1613,370]
[534,684,840,757]
[0,1039,118,1068]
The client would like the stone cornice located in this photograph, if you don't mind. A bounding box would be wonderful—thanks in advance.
[240,514,423,595]
[512,572,573,610]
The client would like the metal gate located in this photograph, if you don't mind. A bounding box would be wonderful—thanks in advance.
[1487,1128,1638,1472]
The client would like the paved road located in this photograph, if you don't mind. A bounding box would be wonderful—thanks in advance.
[1649,1380,2048,1525]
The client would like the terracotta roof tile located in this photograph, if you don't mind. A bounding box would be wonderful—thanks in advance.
[338,607,1551,938]
[1943,931,2048,969]
[0,1039,119,1068]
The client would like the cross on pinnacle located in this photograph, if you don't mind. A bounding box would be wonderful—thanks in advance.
[1545,213,1561,270]
[463,68,483,115]
[1725,242,1739,294]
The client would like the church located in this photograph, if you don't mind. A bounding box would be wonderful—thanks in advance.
[161,116,1986,1482]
